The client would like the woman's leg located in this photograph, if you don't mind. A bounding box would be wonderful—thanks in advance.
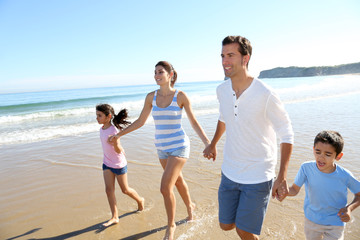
[159,159,195,220]
[103,169,119,227]
[116,173,144,211]
[160,156,187,240]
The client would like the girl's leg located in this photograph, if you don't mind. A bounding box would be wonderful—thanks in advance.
[160,156,187,240]
[159,159,195,220]
[116,173,144,211]
[103,169,119,227]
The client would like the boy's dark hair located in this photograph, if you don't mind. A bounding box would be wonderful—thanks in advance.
[314,131,344,156]
[155,61,177,87]
[96,104,131,130]
[222,36,252,69]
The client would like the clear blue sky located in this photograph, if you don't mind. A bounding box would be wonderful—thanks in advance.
[1,0,359,93]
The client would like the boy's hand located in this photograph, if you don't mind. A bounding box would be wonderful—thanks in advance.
[338,207,351,222]
[272,178,289,202]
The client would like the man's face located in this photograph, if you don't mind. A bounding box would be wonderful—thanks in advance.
[221,43,246,78]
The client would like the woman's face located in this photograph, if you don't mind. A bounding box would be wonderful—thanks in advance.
[154,65,171,86]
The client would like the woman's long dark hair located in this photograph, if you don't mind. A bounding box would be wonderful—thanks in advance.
[96,104,131,130]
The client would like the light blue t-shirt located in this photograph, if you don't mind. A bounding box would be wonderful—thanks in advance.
[294,161,360,226]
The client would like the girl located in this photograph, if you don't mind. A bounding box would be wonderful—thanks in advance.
[96,104,144,227]
[109,61,210,240]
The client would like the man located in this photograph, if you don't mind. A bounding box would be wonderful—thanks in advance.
[203,35,294,239]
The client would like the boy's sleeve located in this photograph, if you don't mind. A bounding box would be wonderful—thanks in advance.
[348,172,360,194]
[294,163,306,187]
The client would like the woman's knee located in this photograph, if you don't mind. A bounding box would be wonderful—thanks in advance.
[160,183,173,197]
[175,174,185,187]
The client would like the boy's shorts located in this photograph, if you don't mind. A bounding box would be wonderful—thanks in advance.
[102,164,127,175]
[304,218,344,240]
[157,146,190,159]
[218,173,273,235]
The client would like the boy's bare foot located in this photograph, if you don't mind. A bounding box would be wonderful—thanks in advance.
[187,202,196,221]
[103,218,119,227]
[163,224,176,240]
[138,197,145,211]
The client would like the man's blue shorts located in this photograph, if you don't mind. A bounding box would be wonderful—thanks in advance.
[102,164,127,175]
[218,173,273,235]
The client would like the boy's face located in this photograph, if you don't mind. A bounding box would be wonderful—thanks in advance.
[313,142,343,173]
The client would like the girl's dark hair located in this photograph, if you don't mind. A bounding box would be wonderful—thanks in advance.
[96,104,131,130]
[155,61,177,87]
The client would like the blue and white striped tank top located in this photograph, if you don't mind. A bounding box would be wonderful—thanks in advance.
[152,90,190,152]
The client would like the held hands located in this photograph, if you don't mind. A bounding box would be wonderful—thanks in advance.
[338,207,351,222]
[272,178,289,202]
[203,144,216,161]
[108,134,119,145]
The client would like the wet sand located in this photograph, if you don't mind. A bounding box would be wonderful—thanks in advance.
[1,114,359,240]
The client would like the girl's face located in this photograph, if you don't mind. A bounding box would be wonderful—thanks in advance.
[96,111,111,125]
[154,66,172,86]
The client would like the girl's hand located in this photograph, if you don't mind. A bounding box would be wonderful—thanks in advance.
[108,134,118,144]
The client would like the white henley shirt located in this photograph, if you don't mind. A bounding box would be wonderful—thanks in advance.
[217,78,294,184]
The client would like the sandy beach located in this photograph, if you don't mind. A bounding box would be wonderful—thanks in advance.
[1,111,360,240]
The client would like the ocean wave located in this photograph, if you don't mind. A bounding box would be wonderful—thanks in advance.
[0,122,99,145]
[0,99,145,124]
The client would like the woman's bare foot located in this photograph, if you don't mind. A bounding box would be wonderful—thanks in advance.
[186,202,196,221]
[163,224,176,240]
[137,197,145,211]
[103,218,119,227]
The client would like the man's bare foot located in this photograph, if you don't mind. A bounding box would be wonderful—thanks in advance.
[163,224,176,240]
[186,202,196,221]
[137,197,145,211]
[103,218,119,227]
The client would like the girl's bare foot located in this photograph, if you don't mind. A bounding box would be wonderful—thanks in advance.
[103,218,119,227]
[138,197,145,211]
[187,202,196,221]
[163,224,176,240]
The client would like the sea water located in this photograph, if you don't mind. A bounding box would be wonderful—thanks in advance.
[1,75,360,147]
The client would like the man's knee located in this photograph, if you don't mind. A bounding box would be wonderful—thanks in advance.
[219,222,235,231]
[236,228,259,240]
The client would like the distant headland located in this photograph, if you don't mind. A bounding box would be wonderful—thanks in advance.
[258,62,360,78]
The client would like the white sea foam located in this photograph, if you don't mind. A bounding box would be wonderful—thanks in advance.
[0,122,99,145]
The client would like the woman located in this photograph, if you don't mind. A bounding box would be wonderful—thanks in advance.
[109,61,210,240]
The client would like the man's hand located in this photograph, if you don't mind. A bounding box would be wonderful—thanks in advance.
[203,144,217,161]
[272,178,289,202]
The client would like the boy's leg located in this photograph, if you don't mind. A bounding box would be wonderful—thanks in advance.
[323,225,345,240]
[304,218,324,240]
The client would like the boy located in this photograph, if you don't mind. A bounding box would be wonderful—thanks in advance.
[285,130,360,240]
